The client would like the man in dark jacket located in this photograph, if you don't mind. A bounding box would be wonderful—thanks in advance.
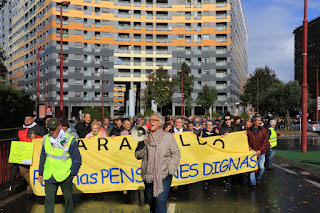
[246,115,269,188]
[75,113,92,138]
[169,117,188,133]
[198,120,219,138]
[233,116,244,132]
[102,117,113,137]
[17,112,48,198]
[110,118,123,137]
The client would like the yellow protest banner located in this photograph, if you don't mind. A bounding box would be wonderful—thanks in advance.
[9,141,34,165]
[30,131,257,196]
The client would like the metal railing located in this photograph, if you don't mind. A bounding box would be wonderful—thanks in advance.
[0,138,19,186]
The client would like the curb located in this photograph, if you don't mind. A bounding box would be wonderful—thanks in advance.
[275,155,320,178]
[0,178,27,201]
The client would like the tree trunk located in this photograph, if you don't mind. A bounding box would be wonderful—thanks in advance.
[285,109,293,131]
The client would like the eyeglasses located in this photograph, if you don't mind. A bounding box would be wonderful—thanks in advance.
[225,119,231,121]
[49,127,57,132]
[150,119,160,122]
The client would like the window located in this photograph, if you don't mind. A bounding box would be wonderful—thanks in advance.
[74,5,82,10]
[75,92,82,98]
[177,35,184,40]
[74,54,82,60]
[75,79,82,84]
[75,30,82,35]
[75,67,81,72]
[75,18,82,23]
[203,34,210,40]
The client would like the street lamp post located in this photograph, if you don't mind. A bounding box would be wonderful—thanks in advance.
[181,67,184,116]
[59,1,70,118]
[101,66,105,119]
[316,65,319,121]
[257,75,259,115]
[301,0,308,152]
[36,47,44,118]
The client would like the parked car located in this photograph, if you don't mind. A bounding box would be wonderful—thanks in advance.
[292,121,320,132]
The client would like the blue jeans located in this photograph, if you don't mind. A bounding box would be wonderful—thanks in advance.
[250,154,265,185]
[145,175,172,213]
[268,148,275,168]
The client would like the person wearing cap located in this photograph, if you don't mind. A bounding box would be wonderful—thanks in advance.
[38,117,82,213]
[233,116,244,132]
[17,112,48,198]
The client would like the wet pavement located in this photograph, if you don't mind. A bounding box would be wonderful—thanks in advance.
[277,135,320,151]
[1,136,320,213]
[1,163,320,213]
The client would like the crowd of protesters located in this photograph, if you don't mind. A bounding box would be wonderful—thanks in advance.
[16,110,282,213]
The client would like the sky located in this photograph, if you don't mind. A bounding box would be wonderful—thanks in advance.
[243,0,320,82]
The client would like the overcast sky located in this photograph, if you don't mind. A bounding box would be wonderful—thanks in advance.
[243,0,320,82]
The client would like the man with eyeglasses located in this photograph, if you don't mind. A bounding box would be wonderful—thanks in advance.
[38,117,82,213]
[169,117,188,133]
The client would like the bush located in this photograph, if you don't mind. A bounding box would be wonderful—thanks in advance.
[240,112,250,120]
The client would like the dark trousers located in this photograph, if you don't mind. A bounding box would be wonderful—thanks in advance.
[145,175,172,213]
[45,176,73,213]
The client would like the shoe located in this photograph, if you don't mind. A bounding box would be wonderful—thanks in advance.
[225,182,231,191]
[250,185,256,189]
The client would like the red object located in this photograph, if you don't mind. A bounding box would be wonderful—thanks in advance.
[0,138,19,186]
[246,127,269,154]
[144,123,152,131]
[101,66,104,119]
[59,1,70,118]
[316,65,319,121]
[257,75,259,115]
[302,0,308,152]
[181,67,184,116]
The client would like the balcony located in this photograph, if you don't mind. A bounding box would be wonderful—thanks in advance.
[216,73,227,78]
[84,59,91,64]
[118,72,131,77]
[216,2,227,7]
[84,47,92,52]
[217,96,227,101]
[119,0,131,6]
[83,84,92,89]
[216,38,227,43]
[118,37,131,42]
[216,49,227,54]
[216,26,227,31]
[216,15,227,19]
[83,71,92,76]
[146,38,153,42]
[146,26,153,31]
[118,49,130,53]
[119,25,131,30]
[118,13,131,18]
[56,96,69,101]
[216,61,227,66]
[216,85,227,90]
[56,83,69,88]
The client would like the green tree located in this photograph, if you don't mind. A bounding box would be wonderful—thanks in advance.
[143,67,176,114]
[174,62,195,114]
[0,84,35,128]
[82,106,110,120]
[240,66,280,111]
[0,46,7,80]
[196,84,217,114]
[260,81,301,130]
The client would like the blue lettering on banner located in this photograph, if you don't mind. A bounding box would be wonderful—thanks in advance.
[212,161,220,174]
[135,168,143,183]
[109,168,120,184]
[203,163,213,176]
[173,170,179,179]
[220,159,229,172]
[189,164,199,178]
[101,169,109,184]
[80,174,89,185]
[229,157,240,171]
[120,168,134,183]
[240,156,249,169]
[33,170,44,187]
[179,164,190,179]
[89,173,98,184]
[249,154,257,168]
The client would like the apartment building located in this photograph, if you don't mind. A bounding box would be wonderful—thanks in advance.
[1,0,248,117]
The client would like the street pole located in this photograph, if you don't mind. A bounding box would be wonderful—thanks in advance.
[59,1,70,118]
[181,67,184,116]
[257,75,259,115]
[316,65,319,121]
[101,66,104,119]
[301,0,308,152]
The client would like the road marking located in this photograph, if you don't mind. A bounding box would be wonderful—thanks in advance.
[0,191,26,207]
[273,164,298,174]
[304,179,320,188]
[167,203,176,213]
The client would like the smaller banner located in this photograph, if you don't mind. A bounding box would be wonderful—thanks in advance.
[9,141,34,165]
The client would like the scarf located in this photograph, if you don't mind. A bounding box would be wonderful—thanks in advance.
[145,129,165,197]
[23,122,37,129]
[174,127,183,133]
[49,129,69,151]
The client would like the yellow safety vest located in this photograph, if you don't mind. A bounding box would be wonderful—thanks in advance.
[43,132,73,182]
[268,127,277,148]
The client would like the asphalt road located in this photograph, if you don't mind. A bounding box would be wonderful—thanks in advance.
[1,161,320,213]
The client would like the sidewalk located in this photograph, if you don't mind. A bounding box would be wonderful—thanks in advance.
[275,150,320,178]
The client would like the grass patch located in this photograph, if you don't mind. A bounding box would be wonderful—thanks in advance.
[276,150,320,169]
